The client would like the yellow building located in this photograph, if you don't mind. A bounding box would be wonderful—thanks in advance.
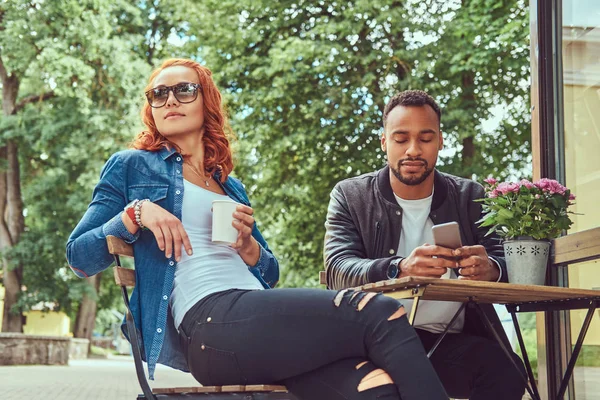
[0,285,3,327]
[22,310,71,337]
[0,285,71,336]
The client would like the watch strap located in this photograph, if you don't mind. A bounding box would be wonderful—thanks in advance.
[387,258,401,279]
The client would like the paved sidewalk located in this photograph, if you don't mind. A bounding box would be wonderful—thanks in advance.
[1,356,599,399]
[0,355,198,400]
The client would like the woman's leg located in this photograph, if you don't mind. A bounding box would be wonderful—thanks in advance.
[283,358,400,400]
[180,288,447,400]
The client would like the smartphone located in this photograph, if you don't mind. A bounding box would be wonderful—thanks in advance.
[432,221,463,250]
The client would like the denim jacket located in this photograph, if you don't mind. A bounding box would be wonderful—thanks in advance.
[66,147,279,379]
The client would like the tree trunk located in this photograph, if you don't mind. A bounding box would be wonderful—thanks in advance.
[73,273,102,354]
[0,61,24,333]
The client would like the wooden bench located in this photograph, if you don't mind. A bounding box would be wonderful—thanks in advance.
[107,235,296,400]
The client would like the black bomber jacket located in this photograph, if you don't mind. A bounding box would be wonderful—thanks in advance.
[324,166,509,340]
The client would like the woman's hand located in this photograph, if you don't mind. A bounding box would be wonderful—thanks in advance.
[231,204,260,266]
[139,201,193,261]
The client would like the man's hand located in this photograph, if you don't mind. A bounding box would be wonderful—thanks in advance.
[399,244,457,278]
[453,245,499,281]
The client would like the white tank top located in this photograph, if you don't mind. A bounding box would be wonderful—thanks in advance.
[170,180,264,329]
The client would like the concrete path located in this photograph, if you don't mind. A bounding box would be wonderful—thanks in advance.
[0,355,198,400]
[1,356,598,399]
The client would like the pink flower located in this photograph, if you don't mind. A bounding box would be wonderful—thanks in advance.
[535,178,567,195]
[496,182,520,195]
[484,177,498,186]
[488,189,499,198]
[535,178,551,191]
[569,193,576,201]
[519,179,534,189]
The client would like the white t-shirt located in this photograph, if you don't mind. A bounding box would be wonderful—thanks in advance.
[394,191,465,334]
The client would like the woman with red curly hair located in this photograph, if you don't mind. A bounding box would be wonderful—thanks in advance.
[66,59,447,400]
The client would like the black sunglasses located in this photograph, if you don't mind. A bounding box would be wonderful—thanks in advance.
[145,82,202,108]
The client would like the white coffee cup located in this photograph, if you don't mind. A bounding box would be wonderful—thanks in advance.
[212,200,240,244]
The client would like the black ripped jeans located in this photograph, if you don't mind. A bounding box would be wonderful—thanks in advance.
[178,288,448,400]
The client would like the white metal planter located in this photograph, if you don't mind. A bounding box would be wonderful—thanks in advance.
[503,238,551,285]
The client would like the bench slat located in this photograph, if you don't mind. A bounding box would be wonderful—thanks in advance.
[107,235,134,257]
[552,227,600,265]
[221,385,246,392]
[319,271,327,285]
[114,266,136,287]
[152,385,288,394]
[245,385,288,392]
[191,386,222,393]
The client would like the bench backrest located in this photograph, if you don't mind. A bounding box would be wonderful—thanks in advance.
[107,235,136,287]
[551,227,600,266]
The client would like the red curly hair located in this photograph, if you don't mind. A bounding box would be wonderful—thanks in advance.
[132,58,234,181]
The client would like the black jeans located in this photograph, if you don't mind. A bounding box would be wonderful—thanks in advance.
[179,288,448,400]
[416,329,527,400]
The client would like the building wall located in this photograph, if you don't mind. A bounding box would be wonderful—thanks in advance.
[23,311,71,337]
[0,285,4,327]
[1,285,71,336]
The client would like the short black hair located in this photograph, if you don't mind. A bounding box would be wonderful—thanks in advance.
[383,90,441,128]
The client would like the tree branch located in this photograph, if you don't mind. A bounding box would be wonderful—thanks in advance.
[13,92,55,114]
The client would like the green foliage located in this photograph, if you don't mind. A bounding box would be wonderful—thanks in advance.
[90,344,119,357]
[477,178,575,239]
[511,313,600,381]
[183,0,531,286]
[0,0,151,321]
[1,1,533,324]
[410,0,531,179]
[514,313,538,379]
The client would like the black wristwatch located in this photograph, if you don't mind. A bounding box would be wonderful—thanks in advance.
[387,258,401,279]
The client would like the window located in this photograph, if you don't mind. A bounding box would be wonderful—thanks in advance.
[562,1,600,398]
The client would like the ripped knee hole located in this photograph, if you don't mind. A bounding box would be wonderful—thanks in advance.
[387,306,406,321]
[355,361,368,370]
[357,368,394,392]
[357,292,378,311]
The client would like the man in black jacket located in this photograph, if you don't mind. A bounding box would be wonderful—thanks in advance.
[324,90,526,400]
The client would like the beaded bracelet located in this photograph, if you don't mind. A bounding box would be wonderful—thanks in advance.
[134,199,150,230]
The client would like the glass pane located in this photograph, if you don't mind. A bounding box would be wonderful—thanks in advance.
[562,1,600,398]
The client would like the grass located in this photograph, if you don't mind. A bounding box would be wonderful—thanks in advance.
[576,344,600,367]
[512,313,600,381]
[90,345,119,358]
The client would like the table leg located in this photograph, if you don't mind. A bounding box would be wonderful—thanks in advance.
[409,295,420,325]
[427,302,467,358]
[507,307,541,400]
[474,303,539,400]
[556,301,597,399]
[385,286,426,325]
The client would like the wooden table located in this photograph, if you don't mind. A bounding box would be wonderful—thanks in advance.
[356,277,600,400]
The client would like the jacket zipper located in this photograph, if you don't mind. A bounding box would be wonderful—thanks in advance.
[374,221,382,257]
